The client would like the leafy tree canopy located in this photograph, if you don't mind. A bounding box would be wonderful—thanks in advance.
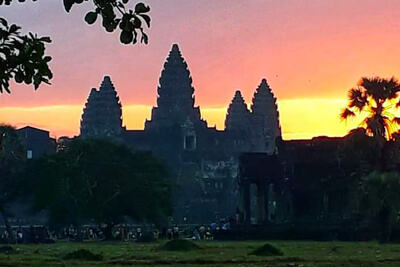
[0,0,151,45]
[0,124,25,207]
[0,0,150,93]
[0,18,52,93]
[30,138,171,229]
[0,124,26,242]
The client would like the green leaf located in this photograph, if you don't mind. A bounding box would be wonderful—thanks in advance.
[141,32,148,45]
[133,17,142,28]
[84,11,98,25]
[140,14,151,28]
[102,17,116,32]
[43,56,52,63]
[3,81,10,93]
[0,18,8,27]
[14,71,24,84]
[135,3,150,14]
[39,36,52,43]
[33,75,41,90]
[9,24,20,33]
[63,0,75,13]
[120,30,133,44]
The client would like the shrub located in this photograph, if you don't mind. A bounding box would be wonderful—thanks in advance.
[63,249,103,261]
[249,243,283,256]
[157,239,201,252]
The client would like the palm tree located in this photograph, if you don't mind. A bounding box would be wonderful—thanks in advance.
[341,76,400,140]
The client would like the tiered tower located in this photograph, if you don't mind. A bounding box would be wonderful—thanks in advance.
[80,76,123,137]
[225,90,250,131]
[145,44,204,130]
[250,78,281,154]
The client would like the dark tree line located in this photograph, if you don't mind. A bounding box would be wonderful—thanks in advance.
[0,125,26,243]
[0,126,172,241]
[30,137,171,240]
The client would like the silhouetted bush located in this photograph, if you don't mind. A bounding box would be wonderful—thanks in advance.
[157,239,201,252]
[0,246,15,254]
[63,249,103,261]
[249,243,283,256]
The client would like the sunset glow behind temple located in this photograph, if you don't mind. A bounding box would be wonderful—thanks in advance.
[0,0,399,138]
[0,99,361,139]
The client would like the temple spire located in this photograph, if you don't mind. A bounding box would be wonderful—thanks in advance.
[250,78,281,153]
[80,76,123,137]
[157,43,195,107]
[225,90,250,131]
[146,44,205,129]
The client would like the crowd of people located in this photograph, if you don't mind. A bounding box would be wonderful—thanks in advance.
[1,225,51,244]
[0,218,237,244]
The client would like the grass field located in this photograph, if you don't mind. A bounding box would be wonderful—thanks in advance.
[0,240,400,266]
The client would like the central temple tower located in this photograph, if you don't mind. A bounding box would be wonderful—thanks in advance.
[145,44,205,130]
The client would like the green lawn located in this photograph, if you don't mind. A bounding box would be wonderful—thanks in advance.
[1,240,400,266]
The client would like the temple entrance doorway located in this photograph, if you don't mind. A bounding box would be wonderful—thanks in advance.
[238,153,283,225]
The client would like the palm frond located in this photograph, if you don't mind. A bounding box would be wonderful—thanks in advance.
[392,117,400,125]
[359,76,400,102]
[340,108,355,121]
[384,76,400,100]
[348,87,367,111]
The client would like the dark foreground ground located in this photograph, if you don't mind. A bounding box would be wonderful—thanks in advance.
[0,240,399,266]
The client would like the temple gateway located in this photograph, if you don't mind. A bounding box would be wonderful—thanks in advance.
[80,44,285,223]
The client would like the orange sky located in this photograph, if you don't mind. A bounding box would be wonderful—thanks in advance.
[1,0,400,139]
[0,100,362,139]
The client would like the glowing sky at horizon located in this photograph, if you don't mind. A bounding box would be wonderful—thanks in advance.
[1,0,400,139]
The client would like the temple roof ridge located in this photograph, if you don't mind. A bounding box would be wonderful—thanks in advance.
[99,75,116,92]
[171,43,180,52]
[251,78,277,108]
[232,90,247,105]
[80,76,123,137]
[256,78,273,95]
[225,89,250,130]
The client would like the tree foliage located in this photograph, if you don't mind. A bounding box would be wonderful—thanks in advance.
[0,18,52,93]
[0,0,151,45]
[0,124,25,208]
[0,124,26,241]
[341,76,400,140]
[0,0,151,93]
[30,138,171,229]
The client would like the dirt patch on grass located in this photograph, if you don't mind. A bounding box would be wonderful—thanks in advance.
[157,239,201,252]
[329,245,341,254]
[249,243,284,256]
[0,245,15,254]
[63,249,103,261]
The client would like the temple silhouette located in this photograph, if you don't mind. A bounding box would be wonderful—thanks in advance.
[80,44,283,222]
